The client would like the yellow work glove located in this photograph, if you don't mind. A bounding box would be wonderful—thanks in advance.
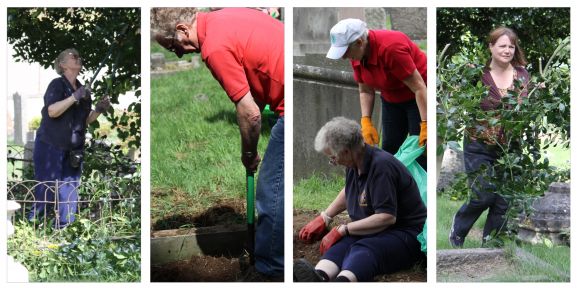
[360,116,379,146]
[419,120,427,147]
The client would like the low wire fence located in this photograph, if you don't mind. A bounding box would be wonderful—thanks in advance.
[7,144,141,240]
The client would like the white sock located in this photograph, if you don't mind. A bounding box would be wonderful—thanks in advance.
[337,270,358,282]
[315,259,339,280]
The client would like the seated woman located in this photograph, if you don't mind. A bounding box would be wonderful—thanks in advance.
[295,117,426,282]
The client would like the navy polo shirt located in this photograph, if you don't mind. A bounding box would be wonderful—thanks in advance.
[345,145,426,229]
[37,77,92,151]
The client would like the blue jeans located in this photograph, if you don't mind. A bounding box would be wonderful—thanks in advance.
[29,139,81,228]
[381,99,426,170]
[255,116,284,276]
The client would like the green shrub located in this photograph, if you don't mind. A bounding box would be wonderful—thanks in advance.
[437,33,570,217]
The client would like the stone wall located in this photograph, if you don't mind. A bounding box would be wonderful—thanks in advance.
[293,7,426,56]
[293,56,381,180]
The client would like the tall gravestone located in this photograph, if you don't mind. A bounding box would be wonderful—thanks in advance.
[13,93,24,146]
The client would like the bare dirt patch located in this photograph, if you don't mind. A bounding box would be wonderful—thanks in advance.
[151,255,242,282]
[436,248,511,282]
[151,198,252,282]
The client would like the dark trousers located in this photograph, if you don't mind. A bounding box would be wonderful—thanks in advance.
[322,227,423,281]
[381,99,426,170]
[452,140,508,241]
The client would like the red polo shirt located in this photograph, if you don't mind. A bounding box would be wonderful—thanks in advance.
[197,8,284,116]
[351,30,427,103]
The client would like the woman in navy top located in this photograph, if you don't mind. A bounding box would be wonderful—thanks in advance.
[296,117,426,282]
[29,48,111,228]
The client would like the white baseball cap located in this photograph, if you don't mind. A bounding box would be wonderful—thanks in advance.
[326,19,367,59]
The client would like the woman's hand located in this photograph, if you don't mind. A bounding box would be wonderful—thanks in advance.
[95,96,111,113]
[73,86,89,101]
[319,226,344,254]
[299,214,329,243]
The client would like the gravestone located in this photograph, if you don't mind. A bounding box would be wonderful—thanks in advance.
[151,53,165,70]
[13,93,24,145]
[437,143,465,193]
[518,182,570,245]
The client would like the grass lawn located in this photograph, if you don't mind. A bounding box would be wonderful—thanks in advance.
[546,143,570,169]
[437,194,487,249]
[293,172,345,211]
[151,65,271,227]
[437,195,569,282]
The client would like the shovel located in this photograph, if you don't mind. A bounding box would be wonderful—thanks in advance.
[246,170,255,265]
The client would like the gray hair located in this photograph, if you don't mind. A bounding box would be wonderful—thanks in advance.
[151,8,198,40]
[314,117,364,155]
[54,48,81,75]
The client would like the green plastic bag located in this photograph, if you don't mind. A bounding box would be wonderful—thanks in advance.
[394,136,427,253]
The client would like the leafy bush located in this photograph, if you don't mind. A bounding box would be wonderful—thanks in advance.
[8,220,140,282]
[28,116,41,131]
[437,33,570,216]
[7,137,141,282]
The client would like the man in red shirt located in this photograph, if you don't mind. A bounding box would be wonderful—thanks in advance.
[326,18,427,169]
[153,8,284,280]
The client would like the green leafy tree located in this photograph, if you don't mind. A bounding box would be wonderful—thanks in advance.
[8,8,141,148]
[437,8,570,71]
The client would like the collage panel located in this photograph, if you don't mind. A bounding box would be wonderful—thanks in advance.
[292,7,427,282]
[149,7,285,282]
[436,7,570,282]
[6,7,142,282]
[2,2,575,287]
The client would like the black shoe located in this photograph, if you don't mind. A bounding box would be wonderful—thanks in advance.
[293,258,323,282]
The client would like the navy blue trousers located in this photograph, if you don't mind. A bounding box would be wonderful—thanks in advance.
[322,226,423,281]
[29,139,81,228]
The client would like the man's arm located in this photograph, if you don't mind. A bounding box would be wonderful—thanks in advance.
[235,91,262,172]
[402,69,427,120]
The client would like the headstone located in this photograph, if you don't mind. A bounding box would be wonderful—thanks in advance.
[518,182,570,246]
[151,53,166,70]
[13,93,24,145]
[437,143,465,193]
[388,8,427,40]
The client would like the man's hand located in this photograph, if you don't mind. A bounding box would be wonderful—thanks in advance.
[360,116,379,146]
[419,120,427,147]
[319,226,344,254]
[242,151,261,173]
[299,215,329,243]
[95,96,111,113]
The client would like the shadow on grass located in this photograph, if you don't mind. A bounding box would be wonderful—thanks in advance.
[205,109,277,137]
